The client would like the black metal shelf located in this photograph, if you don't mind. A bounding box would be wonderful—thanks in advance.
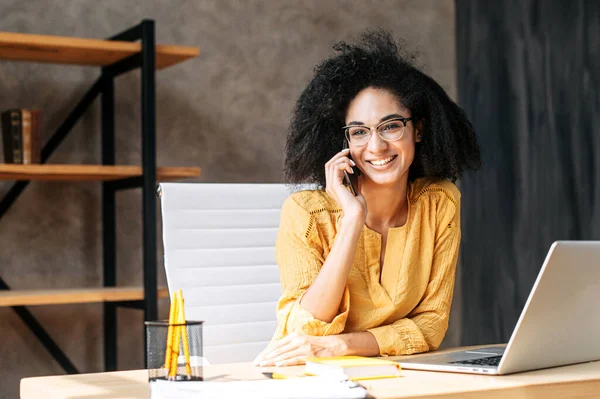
[0,19,199,373]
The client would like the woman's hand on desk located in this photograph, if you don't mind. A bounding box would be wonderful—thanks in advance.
[254,332,344,367]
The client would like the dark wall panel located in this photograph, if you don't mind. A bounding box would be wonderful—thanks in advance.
[456,0,600,344]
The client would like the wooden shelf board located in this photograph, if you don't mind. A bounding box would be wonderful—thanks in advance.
[0,31,199,69]
[0,287,169,307]
[0,164,201,181]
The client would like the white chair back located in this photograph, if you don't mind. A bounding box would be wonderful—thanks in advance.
[158,183,303,364]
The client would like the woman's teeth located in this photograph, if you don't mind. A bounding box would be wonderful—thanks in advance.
[368,155,397,166]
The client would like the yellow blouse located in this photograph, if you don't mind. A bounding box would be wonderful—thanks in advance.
[272,178,461,356]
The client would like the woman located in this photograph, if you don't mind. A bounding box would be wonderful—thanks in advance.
[255,30,481,367]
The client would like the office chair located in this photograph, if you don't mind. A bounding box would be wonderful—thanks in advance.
[159,183,308,364]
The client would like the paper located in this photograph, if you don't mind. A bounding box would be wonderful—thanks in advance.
[150,376,369,399]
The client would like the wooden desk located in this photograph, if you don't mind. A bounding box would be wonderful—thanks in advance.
[20,346,600,399]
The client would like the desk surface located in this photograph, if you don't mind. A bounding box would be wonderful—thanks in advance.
[20,346,600,399]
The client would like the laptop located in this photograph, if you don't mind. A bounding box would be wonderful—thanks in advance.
[397,241,600,375]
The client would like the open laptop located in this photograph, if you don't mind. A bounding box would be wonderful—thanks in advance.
[397,241,600,375]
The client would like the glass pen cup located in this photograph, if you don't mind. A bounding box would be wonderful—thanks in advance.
[145,320,204,381]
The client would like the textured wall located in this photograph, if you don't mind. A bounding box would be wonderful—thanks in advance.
[456,0,600,345]
[0,1,456,396]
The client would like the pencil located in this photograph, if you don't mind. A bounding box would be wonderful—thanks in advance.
[178,292,192,378]
[164,293,177,371]
[169,291,182,379]
[262,372,289,379]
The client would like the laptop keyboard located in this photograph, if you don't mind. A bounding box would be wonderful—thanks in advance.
[450,355,502,367]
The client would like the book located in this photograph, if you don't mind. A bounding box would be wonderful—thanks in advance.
[11,110,22,163]
[21,109,32,164]
[305,356,402,380]
[1,111,10,163]
[1,109,22,163]
[31,109,41,163]
[1,109,41,164]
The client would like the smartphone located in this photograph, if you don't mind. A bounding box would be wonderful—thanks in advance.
[342,141,360,196]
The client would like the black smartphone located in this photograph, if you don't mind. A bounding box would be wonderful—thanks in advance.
[342,141,360,196]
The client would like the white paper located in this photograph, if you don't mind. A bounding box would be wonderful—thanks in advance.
[150,376,369,399]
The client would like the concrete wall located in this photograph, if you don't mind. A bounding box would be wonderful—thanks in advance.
[0,1,456,396]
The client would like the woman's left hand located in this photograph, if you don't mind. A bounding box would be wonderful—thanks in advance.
[254,332,344,367]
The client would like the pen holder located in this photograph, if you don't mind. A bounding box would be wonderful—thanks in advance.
[145,320,204,381]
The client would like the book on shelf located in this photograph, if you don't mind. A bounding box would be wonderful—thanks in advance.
[1,108,41,164]
[1,109,21,163]
[305,356,402,380]
[31,109,41,163]
[21,109,32,164]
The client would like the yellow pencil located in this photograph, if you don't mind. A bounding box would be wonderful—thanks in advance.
[164,293,177,371]
[178,292,192,378]
[262,372,289,379]
[169,291,182,379]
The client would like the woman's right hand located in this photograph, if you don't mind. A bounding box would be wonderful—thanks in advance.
[325,148,367,224]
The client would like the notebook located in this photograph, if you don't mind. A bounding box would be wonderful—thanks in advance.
[305,356,402,380]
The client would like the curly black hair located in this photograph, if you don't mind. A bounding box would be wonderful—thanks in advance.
[284,29,481,186]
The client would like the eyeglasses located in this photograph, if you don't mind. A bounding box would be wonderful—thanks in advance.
[342,117,412,146]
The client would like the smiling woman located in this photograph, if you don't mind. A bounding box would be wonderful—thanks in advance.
[254,30,481,367]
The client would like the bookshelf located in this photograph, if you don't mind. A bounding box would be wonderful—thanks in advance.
[0,31,199,68]
[0,164,200,181]
[0,20,200,374]
[0,287,170,307]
